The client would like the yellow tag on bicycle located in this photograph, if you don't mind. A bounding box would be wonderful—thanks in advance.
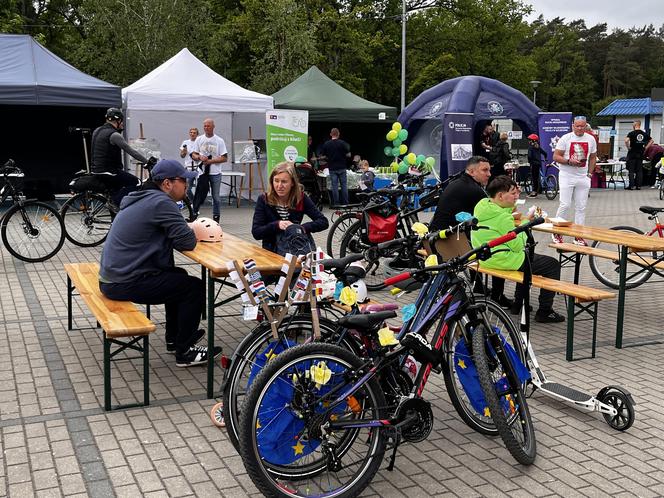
[412,222,429,235]
[425,254,438,267]
[378,327,399,347]
[310,361,332,387]
[339,286,357,306]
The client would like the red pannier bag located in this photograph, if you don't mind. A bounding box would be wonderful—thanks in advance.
[364,211,398,244]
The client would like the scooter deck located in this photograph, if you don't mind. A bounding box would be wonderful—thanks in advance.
[540,382,592,403]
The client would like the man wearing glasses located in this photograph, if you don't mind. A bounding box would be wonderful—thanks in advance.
[551,116,597,246]
[99,159,222,367]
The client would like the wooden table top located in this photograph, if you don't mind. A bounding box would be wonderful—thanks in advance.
[181,233,286,277]
[534,222,664,251]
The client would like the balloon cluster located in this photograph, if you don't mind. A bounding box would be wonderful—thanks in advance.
[383,122,436,175]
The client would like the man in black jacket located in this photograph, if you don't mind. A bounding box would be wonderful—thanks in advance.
[430,156,511,308]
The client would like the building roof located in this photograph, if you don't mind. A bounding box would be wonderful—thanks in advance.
[597,97,663,116]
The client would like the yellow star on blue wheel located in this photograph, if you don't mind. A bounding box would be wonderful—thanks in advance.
[292,440,305,455]
[256,419,261,429]
[457,358,467,369]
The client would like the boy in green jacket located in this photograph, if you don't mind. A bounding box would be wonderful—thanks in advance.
[471,176,564,323]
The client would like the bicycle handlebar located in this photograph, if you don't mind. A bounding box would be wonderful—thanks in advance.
[383,217,545,285]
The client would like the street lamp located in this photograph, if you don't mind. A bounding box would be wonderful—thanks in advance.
[529,80,541,106]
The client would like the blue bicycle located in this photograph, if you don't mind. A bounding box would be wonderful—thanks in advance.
[527,161,558,200]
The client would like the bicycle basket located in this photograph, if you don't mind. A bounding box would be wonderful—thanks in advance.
[362,201,397,244]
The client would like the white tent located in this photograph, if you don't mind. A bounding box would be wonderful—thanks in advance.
[122,48,273,194]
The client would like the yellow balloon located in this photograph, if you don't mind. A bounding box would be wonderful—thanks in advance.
[340,286,357,306]
[392,122,402,132]
[399,144,408,155]
[386,130,398,141]
[412,222,429,235]
[390,162,399,172]
[406,152,417,165]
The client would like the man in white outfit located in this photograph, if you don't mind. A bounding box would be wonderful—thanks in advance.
[551,116,597,246]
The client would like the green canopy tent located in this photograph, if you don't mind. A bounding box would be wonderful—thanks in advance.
[273,66,397,167]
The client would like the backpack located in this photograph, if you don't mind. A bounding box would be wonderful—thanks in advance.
[275,224,316,256]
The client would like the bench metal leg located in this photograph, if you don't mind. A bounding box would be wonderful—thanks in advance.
[207,267,215,399]
[566,296,575,361]
[104,332,111,411]
[67,275,73,331]
[566,298,599,362]
[143,335,150,407]
[616,245,627,348]
[103,332,151,411]
[201,264,207,320]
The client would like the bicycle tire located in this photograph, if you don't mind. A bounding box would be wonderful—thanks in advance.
[660,182,664,201]
[222,315,346,452]
[544,174,558,200]
[442,299,525,436]
[60,192,113,247]
[338,221,387,291]
[326,212,359,257]
[1,201,65,262]
[472,323,536,465]
[588,226,655,289]
[239,342,386,497]
[181,196,195,222]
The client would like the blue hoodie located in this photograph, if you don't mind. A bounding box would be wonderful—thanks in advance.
[99,184,197,283]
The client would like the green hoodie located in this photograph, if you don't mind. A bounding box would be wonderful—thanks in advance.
[470,198,527,270]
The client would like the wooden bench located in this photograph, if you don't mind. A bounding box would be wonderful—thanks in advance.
[474,264,615,361]
[65,262,156,411]
[550,242,664,284]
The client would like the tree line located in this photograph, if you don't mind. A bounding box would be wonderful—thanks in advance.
[2,0,663,118]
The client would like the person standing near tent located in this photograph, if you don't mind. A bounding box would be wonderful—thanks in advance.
[91,107,154,208]
[191,118,228,222]
[320,128,351,206]
[180,127,199,199]
[624,120,652,190]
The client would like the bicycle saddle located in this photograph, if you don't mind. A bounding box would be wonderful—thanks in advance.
[337,310,397,330]
[639,206,664,215]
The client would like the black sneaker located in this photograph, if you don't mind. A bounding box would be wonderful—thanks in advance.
[534,309,565,323]
[166,329,205,354]
[176,345,223,367]
[494,295,514,310]
[213,215,220,223]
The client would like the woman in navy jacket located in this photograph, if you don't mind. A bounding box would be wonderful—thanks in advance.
[252,161,329,253]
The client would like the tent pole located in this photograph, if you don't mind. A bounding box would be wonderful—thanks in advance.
[400,0,406,112]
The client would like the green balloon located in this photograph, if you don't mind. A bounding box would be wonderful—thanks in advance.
[384,146,392,156]
[398,129,408,141]
[416,154,426,165]
[425,156,436,167]
[386,130,398,141]
[398,163,409,174]
[392,147,400,157]
[392,138,402,147]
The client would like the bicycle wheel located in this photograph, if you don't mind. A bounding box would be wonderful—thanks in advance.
[239,342,386,497]
[326,212,359,257]
[181,196,195,222]
[60,192,113,247]
[339,221,387,291]
[1,202,65,262]
[588,226,656,289]
[472,323,536,465]
[222,315,346,451]
[544,174,558,200]
[442,299,525,436]
[659,181,664,201]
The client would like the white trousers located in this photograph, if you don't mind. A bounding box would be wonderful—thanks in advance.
[555,172,590,225]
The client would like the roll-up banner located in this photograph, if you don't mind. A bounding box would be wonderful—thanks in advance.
[537,112,573,176]
[443,112,474,177]
[265,110,309,175]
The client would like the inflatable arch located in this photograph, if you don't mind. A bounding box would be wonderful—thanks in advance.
[398,76,540,179]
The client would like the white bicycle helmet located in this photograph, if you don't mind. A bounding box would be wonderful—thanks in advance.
[190,217,223,242]
[350,279,368,304]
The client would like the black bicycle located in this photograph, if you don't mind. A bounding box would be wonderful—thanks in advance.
[60,163,194,247]
[0,160,65,263]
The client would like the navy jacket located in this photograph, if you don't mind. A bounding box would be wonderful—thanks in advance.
[252,193,329,253]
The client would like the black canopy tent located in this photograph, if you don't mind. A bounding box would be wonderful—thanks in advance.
[0,34,121,195]
[273,66,397,167]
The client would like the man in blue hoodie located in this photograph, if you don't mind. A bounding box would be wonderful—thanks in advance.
[99,159,222,367]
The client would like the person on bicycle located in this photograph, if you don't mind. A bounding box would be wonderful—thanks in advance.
[471,175,564,323]
[99,159,222,367]
[90,107,154,208]
[527,134,548,198]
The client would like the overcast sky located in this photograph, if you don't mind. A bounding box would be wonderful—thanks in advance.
[525,0,664,31]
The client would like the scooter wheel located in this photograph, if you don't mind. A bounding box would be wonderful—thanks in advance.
[210,402,226,428]
[598,390,634,431]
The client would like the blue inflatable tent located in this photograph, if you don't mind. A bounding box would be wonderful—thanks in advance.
[398,76,539,178]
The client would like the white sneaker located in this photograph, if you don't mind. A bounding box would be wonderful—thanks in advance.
[573,237,588,247]
[551,234,564,244]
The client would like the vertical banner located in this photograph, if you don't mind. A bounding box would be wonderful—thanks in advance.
[265,110,309,174]
[537,112,573,170]
[443,112,474,177]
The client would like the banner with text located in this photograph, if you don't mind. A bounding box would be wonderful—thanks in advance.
[443,112,475,177]
[266,110,309,174]
[537,112,573,170]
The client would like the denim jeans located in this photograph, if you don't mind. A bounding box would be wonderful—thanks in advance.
[186,176,195,200]
[193,173,221,216]
[329,169,348,206]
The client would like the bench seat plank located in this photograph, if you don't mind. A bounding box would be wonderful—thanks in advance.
[64,263,155,338]
[550,242,664,270]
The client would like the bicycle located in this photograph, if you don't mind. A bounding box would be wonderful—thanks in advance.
[60,162,195,247]
[237,221,542,498]
[524,161,559,200]
[0,159,65,262]
[588,205,664,289]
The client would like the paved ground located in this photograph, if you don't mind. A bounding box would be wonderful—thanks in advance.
[2,185,664,497]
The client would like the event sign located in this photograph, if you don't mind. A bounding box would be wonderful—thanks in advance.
[537,112,573,169]
[443,112,474,177]
[265,110,309,174]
